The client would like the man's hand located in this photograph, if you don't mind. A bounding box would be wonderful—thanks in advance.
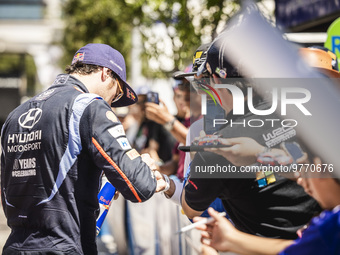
[141,153,157,170]
[141,153,169,192]
[145,101,173,125]
[113,190,120,200]
[204,137,265,166]
[194,208,294,254]
[296,153,313,196]
[145,101,188,144]
[154,170,167,192]
[194,208,238,252]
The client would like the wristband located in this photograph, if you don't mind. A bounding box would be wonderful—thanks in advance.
[163,118,176,131]
[164,177,183,206]
[162,174,170,193]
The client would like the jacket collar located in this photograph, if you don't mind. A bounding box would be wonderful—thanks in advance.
[51,74,89,93]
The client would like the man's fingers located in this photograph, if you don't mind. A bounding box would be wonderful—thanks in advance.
[204,147,233,155]
[154,170,167,192]
[153,170,163,180]
[141,153,157,170]
[201,231,211,239]
[207,207,222,221]
[201,237,211,246]
[145,102,159,107]
[193,216,214,230]
[145,102,163,112]
[195,222,209,231]
[218,138,233,145]
[113,190,120,200]
[145,106,158,113]
[193,216,204,222]
[158,98,168,109]
[145,107,157,117]
[141,153,151,163]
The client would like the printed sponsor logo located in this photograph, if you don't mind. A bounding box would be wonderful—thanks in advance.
[110,60,123,71]
[106,111,118,123]
[52,74,69,85]
[262,126,296,147]
[19,109,42,129]
[12,158,36,170]
[193,50,203,63]
[117,137,132,150]
[99,196,111,206]
[13,159,19,170]
[7,143,41,153]
[108,125,125,138]
[8,130,42,144]
[11,157,37,177]
[18,157,36,169]
[72,52,84,64]
[126,149,140,160]
[12,169,36,177]
[7,130,42,153]
[126,88,136,100]
[215,67,227,78]
[36,89,55,100]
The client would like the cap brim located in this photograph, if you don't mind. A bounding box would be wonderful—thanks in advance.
[111,81,138,108]
[174,71,197,79]
[315,67,340,78]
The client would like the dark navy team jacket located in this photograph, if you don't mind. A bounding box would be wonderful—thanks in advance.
[1,74,157,254]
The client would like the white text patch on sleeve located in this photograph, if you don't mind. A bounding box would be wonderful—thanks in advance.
[108,125,125,138]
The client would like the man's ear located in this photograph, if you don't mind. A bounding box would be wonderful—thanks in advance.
[101,67,110,81]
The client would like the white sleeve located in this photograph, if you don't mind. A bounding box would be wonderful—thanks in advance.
[164,177,184,206]
[183,118,204,177]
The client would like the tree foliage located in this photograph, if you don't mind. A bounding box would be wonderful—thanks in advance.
[61,0,261,78]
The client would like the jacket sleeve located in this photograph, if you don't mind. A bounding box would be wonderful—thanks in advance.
[80,99,157,203]
[184,151,225,211]
[1,134,6,215]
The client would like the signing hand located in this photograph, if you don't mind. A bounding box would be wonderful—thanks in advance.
[141,153,157,170]
[204,137,265,166]
[154,170,168,192]
[194,208,238,252]
[141,154,167,192]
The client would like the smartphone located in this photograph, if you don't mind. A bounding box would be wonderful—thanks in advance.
[281,142,304,161]
[146,92,159,104]
[204,98,225,134]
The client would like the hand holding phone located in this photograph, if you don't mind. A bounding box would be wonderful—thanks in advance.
[281,142,304,162]
[146,92,159,104]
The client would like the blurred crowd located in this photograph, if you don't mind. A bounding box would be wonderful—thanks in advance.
[1,3,340,255]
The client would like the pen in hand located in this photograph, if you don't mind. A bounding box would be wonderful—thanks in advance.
[176,211,227,234]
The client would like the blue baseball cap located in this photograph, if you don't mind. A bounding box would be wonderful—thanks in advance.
[72,43,138,107]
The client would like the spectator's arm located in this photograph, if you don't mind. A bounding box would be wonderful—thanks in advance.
[145,102,188,144]
[181,188,204,218]
[195,208,294,255]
